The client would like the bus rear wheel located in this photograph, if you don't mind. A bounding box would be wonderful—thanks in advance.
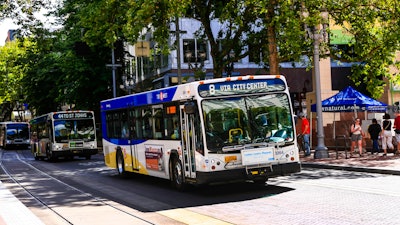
[171,157,186,191]
[116,150,126,176]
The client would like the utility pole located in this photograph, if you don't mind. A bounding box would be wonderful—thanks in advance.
[175,17,182,84]
[106,47,122,98]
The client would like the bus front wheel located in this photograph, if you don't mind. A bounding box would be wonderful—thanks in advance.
[116,150,126,176]
[46,148,56,161]
[171,157,186,191]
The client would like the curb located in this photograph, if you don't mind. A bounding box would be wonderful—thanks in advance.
[301,162,400,176]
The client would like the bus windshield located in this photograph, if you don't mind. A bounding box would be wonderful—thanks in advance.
[6,124,29,140]
[54,120,95,143]
[202,93,294,152]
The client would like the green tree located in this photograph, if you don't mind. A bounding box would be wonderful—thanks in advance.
[74,0,400,98]
[326,0,400,98]
[20,30,112,115]
[69,0,310,77]
[5,0,400,100]
[1,0,49,36]
[0,40,33,119]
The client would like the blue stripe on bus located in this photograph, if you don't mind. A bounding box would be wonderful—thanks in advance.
[100,86,178,111]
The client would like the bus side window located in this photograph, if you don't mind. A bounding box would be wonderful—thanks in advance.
[142,108,153,139]
[134,109,143,139]
[153,107,164,139]
[121,123,129,138]
[171,120,179,139]
[121,111,129,139]
[128,109,137,139]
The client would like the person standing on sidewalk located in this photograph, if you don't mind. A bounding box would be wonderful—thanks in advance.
[299,112,311,156]
[350,118,364,157]
[393,112,400,155]
[381,113,394,156]
[368,118,381,154]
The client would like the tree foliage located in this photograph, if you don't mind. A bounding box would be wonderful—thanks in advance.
[19,31,113,116]
[73,0,400,98]
[2,0,400,115]
[0,40,32,103]
[0,0,114,117]
[0,0,51,37]
[327,0,400,98]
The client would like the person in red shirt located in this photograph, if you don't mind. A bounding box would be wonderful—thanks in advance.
[299,112,311,156]
[393,112,400,155]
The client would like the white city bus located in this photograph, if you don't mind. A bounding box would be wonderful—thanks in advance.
[0,122,30,149]
[100,75,301,190]
[30,111,98,160]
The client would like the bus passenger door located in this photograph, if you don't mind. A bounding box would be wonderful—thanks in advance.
[180,103,197,179]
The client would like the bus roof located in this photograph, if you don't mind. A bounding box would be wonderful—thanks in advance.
[30,110,94,123]
[100,75,286,111]
[0,122,29,125]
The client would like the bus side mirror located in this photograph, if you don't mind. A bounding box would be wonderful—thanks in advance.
[184,102,196,114]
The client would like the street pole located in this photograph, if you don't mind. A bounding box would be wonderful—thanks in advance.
[106,48,122,98]
[111,48,116,98]
[175,17,182,84]
[313,29,329,159]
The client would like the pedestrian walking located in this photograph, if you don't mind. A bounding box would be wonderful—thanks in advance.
[368,118,381,154]
[299,112,311,156]
[350,118,364,156]
[381,113,394,156]
[393,112,400,155]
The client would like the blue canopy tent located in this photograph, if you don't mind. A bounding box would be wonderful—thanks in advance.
[311,86,387,138]
[311,86,387,113]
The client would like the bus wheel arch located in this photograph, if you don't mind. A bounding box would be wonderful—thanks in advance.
[116,147,126,177]
[169,152,186,191]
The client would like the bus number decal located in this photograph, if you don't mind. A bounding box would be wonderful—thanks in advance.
[209,84,215,95]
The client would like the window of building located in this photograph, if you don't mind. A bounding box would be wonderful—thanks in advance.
[183,39,208,63]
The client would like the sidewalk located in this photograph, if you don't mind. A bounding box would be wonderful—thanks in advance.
[0,149,45,225]
[300,150,400,175]
[0,180,45,225]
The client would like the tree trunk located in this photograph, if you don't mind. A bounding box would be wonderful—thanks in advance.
[267,1,280,75]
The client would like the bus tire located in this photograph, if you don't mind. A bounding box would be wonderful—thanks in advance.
[171,157,186,191]
[116,149,126,177]
[46,148,56,161]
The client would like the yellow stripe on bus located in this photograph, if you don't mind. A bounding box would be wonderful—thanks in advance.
[158,208,234,225]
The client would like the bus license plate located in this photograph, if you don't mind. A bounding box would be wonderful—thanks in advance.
[241,148,274,166]
[70,141,84,148]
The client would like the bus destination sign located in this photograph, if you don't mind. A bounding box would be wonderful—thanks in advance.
[53,112,93,120]
[198,78,285,97]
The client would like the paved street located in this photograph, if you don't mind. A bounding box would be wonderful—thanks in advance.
[1,149,400,225]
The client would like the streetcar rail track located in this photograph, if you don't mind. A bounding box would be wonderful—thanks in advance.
[0,150,157,225]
